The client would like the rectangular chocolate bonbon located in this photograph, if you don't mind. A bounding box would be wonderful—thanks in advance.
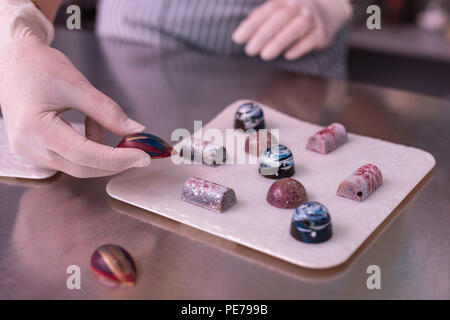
[336,163,383,202]
[306,123,348,154]
[181,177,237,213]
[179,138,227,166]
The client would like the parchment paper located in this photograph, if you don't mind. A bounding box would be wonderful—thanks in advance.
[106,100,435,269]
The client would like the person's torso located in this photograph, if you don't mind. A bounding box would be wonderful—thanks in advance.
[97,0,265,54]
[96,0,348,78]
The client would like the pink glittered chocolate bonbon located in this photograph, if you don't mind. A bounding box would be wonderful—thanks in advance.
[336,164,383,202]
[181,177,237,213]
[306,123,348,154]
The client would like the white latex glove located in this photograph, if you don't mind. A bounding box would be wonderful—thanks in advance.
[0,0,151,178]
[232,0,352,61]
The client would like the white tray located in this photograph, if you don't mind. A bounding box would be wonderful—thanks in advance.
[106,100,435,269]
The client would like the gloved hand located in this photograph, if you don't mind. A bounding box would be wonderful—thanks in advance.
[232,0,352,61]
[0,0,151,178]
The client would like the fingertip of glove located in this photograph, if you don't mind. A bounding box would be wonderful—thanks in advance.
[131,154,151,168]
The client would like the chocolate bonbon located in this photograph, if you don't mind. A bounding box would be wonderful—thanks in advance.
[181,177,237,213]
[117,133,173,159]
[234,101,265,131]
[259,144,295,179]
[179,138,227,166]
[267,178,307,209]
[306,123,348,154]
[90,244,137,288]
[337,163,382,202]
[245,130,278,157]
[290,202,332,244]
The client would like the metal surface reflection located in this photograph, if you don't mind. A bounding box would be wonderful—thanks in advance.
[0,28,449,299]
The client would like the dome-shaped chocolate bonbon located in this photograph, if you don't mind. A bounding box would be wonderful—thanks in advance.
[258,144,295,179]
[290,202,332,244]
[90,244,137,287]
[234,101,265,131]
[267,178,307,209]
[117,133,172,159]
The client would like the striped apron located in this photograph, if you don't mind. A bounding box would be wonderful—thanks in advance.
[96,0,348,78]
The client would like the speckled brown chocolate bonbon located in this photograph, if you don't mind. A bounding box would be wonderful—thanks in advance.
[266,178,308,209]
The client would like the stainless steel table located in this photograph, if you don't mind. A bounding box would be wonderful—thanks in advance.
[0,29,449,299]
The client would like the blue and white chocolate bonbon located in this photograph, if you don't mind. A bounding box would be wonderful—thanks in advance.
[290,201,332,244]
[234,101,265,131]
[258,144,295,179]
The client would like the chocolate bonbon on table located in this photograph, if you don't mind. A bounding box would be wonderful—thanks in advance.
[234,101,265,131]
[258,144,295,179]
[245,130,278,157]
[117,133,173,159]
[290,201,332,244]
[267,178,308,209]
[181,177,237,213]
[90,244,137,288]
[306,123,348,154]
[179,138,227,166]
[337,163,383,202]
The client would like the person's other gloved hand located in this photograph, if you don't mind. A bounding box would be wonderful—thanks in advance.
[232,0,352,61]
[0,0,151,178]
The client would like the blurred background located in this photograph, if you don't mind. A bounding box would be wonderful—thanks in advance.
[54,0,450,100]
